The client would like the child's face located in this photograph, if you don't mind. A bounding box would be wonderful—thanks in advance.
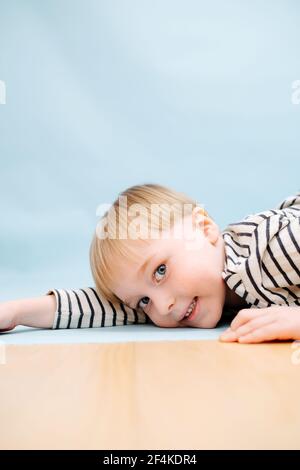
[111,209,228,328]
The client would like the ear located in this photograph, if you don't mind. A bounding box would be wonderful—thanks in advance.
[191,206,220,245]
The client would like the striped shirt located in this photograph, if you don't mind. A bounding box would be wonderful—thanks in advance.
[46,192,300,329]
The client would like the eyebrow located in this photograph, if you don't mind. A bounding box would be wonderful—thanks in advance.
[123,255,153,307]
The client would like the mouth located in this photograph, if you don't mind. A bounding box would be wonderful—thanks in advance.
[181,296,199,322]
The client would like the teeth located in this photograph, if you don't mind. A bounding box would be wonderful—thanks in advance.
[184,298,197,318]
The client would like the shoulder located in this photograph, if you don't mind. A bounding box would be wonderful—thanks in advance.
[223,190,300,235]
[222,192,300,307]
[274,192,300,212]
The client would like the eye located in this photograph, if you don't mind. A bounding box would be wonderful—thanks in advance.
[136,263,167,310]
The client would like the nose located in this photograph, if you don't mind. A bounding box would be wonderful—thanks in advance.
[154,295,175,316]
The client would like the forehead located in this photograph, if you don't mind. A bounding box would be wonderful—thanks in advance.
[110,217,203,290]
[114,238,164,273]
[111,236,171,284]
[113,215,201,271]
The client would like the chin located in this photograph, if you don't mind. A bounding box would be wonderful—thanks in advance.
[198,310,222,329]
[196,320,217,329]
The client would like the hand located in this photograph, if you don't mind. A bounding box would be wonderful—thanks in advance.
[0,300,18,332]
[219,306,300,343]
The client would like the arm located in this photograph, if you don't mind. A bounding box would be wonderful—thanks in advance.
[0,287,149,332]
[0,295,56,331]
[47,287,148,328]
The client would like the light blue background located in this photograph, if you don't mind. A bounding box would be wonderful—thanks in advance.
[0,0,300,301]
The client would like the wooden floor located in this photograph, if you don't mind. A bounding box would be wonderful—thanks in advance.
[0,340,300,449]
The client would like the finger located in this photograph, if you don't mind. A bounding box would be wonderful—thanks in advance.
[220,309,264,340]
[219,329,238,342]
[232,313,276,339]
[220,312,275,342]
[230,308,269,331]
[237,321,280,343]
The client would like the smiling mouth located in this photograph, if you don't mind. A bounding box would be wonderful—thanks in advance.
[181,296,199,322]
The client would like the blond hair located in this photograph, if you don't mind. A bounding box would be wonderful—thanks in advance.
[89,183,209,307]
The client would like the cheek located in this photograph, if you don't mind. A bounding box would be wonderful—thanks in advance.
[146,309,177,328]
[151,316,178,328]
[166,265,202,300]
[180,255,218,293]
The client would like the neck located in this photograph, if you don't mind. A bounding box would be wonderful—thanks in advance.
[224,283,248,309]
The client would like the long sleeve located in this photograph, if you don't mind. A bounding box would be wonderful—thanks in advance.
[45,287,149,329]
[222,191,300,309]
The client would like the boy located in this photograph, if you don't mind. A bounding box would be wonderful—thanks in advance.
[1,184,300,344]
